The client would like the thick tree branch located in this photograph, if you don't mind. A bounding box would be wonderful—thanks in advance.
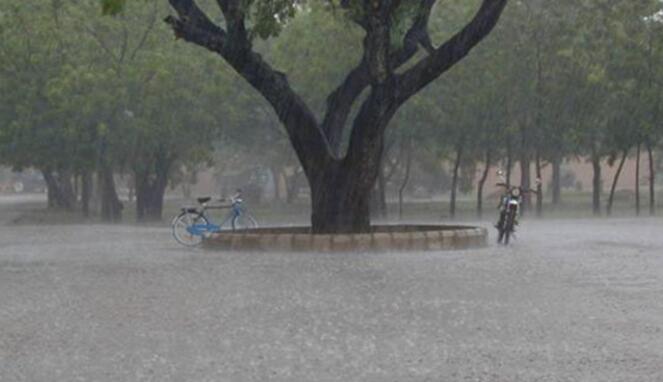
[321,0,437,154]
[321,61,370,153]
[398,0,436,55]
[341,0,506,175]
[396,0,508,105]
[165,0,228,43]
[344,80,398,168]
[165,0,333,171]
[364,2,393,84]
[338,1,399,167]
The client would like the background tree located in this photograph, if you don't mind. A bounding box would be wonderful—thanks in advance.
[0,0,224,221]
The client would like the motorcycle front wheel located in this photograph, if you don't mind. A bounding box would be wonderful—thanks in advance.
[503,210,516,245]
[496,211,506,243]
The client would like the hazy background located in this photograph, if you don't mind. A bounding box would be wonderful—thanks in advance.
[2,0,663,224]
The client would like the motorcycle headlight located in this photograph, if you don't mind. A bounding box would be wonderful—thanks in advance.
[511,188,521,197]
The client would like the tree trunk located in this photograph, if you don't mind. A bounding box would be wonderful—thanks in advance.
[647,142,655,216]
[551,154,561,206]
[81,170,92,218]
[635,142,641,216]
[135,180,168,221]
[41,169,76,210]
[73,173,80,202]
[270,166,281,202]
[398,138,413,220]
[310,166,374,234]
[43,171,59,209]
[135,172,145,221]
[307,84,394,234]
[127,176,135,203]
[60,168,76,209]
[147,181,167,220]
[520,156,531,215]
[535,152,543,217]
[100,164,123,222]
[477,150,491,219]
[91,173,101,212]
[505,139,513,187]
[607,149,628,216]
[591,152,602,216]
[377,164,387,218]
[135,155,171,221]
[449,143,464,218]
[45,172,55,208]
[285,168,302,205]
[277,170,287,202]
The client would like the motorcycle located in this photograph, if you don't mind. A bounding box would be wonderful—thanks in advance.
[494,171,540,245]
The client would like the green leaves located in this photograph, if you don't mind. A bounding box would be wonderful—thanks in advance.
[0,0,226,181]
[101,0,127,15]
[250,0,298,39]
[389,0,421,48]
[100,0,300,39]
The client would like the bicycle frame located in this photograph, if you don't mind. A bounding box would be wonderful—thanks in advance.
[185,201,243,236]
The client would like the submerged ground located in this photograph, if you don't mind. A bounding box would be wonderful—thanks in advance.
[1,197,662,381]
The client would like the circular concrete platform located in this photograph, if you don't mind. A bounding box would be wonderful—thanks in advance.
[203,225,487,252]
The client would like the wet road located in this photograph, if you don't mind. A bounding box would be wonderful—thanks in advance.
[1,214,663,381]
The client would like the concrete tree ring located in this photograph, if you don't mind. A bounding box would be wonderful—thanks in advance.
[204,225,488,252]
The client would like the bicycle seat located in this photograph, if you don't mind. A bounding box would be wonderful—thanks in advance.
[197,197,211,204]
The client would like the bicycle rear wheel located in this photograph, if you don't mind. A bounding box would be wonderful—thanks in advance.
[172,212,209,246]
[231,212,258,231]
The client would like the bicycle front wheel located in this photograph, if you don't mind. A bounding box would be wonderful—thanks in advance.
[172,212,209,247]
[232,213,258,231]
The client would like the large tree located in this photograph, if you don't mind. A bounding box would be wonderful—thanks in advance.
[106,0,509,233]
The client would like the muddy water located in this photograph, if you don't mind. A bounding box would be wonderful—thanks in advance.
[1,200,662,381]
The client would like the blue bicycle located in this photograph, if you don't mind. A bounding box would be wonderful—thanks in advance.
[171,191,258,246]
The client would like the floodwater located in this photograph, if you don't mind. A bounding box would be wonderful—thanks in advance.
[1,198,662,381]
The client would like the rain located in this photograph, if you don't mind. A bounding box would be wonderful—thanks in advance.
[1,1,663,381]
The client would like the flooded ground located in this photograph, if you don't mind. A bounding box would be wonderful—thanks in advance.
[1,197,662,381]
